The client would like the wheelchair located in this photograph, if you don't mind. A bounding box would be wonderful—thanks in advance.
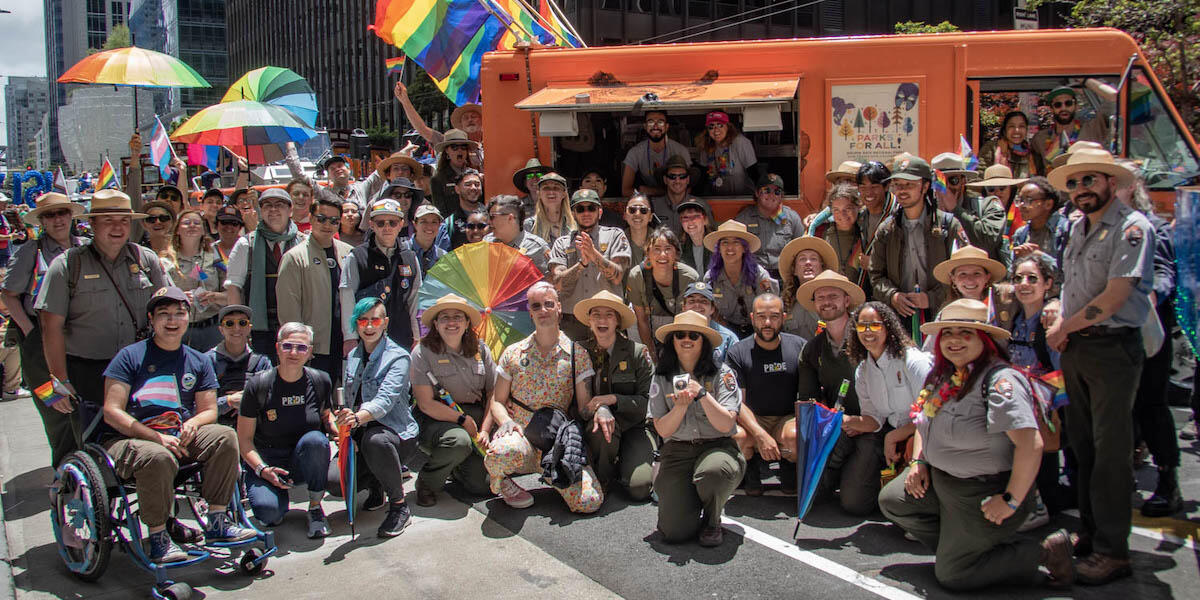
[49,442,277,600]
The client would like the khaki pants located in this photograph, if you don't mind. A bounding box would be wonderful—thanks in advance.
[104,424,240,528]
[655,438,745,543]
[584,419,656,501]
[416,403,490,495]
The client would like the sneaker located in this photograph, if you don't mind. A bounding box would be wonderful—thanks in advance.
[363,483,387,512]
[2,388,31,400]
[148,530,189,563]
[1075,553,1132,586]
[1018,492,1050,533]
[498,477,534,509]
[204,511,257,543]
[166,517,204,544]
[377,502,411,538]
[1141,467,1183,517]
[1181,420,1198,441]
[306,506,331,539]
[1040,529,1075,588]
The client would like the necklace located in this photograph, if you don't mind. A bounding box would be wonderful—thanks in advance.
[910,368,968,423]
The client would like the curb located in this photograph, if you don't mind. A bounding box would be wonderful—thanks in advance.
[0,485,14,600]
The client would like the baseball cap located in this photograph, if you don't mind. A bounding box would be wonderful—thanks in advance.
[146,286,191,314]
[1043,86,1076,103]
[414,203,443,221]
[683,281,714,302]
[319,154,349,170]
[258,188,292,206]
[215,205,243,225]
[885,157,933,182]
[368,198,406,220]
[537,172,568,188]
[219,304,252,321]
[202,188,225,203]
[570,189,601,207]
[756,173,785,191]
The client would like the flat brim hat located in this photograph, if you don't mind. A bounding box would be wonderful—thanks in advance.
[81,189,147,219]
[966,164,1028,188]
[420,293,483,329]
[434,129,481,154]
[146,286,191,314]
[825,160,863,184]
[703,219,761,252]
[1047,148,1133,191]
[655,310,723,347]
[932,245,1006,285]
[513,158,553,190]
[23,192,86,226]
[574,290,636,330]
[779,236,839,284]
[885,156,932,182]
[920,298,1011,341]
[450,103,482,130]
[219,304,252,321]
[796,269,866,313]
[930,152,981,180]
[1050,140,1105,169]
[376,152,426,178]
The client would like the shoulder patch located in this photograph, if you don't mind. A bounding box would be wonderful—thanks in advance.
[1122,224,1144,247]
[649,380,660,398]
[992,377,1014,400]
[721,370,737,392]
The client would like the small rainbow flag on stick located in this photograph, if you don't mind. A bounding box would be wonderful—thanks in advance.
[931,169,948,194]
[385,55,405,77]
[96,157,120,190]
[1038,370,1069,410]
[959,134,979,171]
[34,380,67,407]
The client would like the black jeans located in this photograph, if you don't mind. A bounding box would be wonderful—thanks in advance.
[354,423,424,503]
[1134,337,1179,468]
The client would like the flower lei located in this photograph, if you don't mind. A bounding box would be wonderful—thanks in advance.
[909,368,968,424]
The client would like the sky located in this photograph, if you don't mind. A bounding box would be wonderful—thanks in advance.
[0,3,48,146]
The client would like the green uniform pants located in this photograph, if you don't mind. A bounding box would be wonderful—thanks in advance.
[584,419,656,500]
[879,466,1040,591]
[655,438,745,543]
[1062,331,1143,558]
[17,325,80,467]
[416,402,490,495]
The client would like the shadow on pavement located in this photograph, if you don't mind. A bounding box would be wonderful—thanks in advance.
[1,466,55,521]
[643,527,744,566]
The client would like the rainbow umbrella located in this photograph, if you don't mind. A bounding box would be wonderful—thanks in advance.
[171,100,317,166]
[221,66,319,128]
[793,401,843,528]
[417,242,543,358]
[56,46,210,131]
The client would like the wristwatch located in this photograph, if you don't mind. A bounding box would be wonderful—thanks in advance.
[1001,492,1020,511]
[456,414,467,426]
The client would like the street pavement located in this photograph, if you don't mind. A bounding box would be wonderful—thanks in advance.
[1,395,1197,599]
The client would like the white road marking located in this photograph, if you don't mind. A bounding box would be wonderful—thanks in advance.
[722,517,923,600]
[1061,509,1198,551]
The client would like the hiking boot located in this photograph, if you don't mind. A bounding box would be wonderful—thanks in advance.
[498,477,534,509]
[1141,467,1183,517]
[166,517,204,544]
[741,457,763,497]
[416,483,437,507]
[363,482,387,512]
[1040,529,1074,588]
[1018,492,1050,532]
[148,530,189,563]
[1180,420,1198,441]
[377,502,411,538]
[305,506,331,539]
[778,462,798,496]
[698,525,724,547]
[1075,553,1132,586]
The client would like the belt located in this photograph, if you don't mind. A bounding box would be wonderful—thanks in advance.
[1074,325,1137,338]
[667,437,728,446]
[191,314,220,328]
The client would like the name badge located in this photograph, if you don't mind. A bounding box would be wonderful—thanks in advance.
[746,223,759,228]
[618,361,627,371]
[600,243,609,252]
[475,361,485,375]
[437,359,450,364]
[83,273,100,280]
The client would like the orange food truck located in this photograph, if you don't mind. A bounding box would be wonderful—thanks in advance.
[478,28,1199,219]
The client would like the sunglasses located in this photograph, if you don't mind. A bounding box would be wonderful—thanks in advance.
[672,331,701,341]
[573,204,599,213]
[525,173,543,181]
[312,214,340,225]
[530,300,557,311]
[627,206,650,215]
[664,173,689,180]
[372,218,403,228]
[464,222,488,230]
[855,321,884,333]
[221,319,250,328]
[1051,99,1076,109]
[356,317,385,328]
[1014,274,1041,283]
[41,208,74,220]
[279,341,311,354]
[145,214,173,224]
[947,175,964,187]
[1064,174,1101,191]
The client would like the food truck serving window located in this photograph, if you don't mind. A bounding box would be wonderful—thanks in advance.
[1127,68,1200,189]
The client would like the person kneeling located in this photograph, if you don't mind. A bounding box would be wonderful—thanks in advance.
[650,311,745,547]
[102,287,255,564]
[238,323,335,538]
[342,298,423,537]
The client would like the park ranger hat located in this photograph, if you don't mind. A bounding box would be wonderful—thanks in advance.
[932,245,1007,286]
[655,310,723,347]
[1047,148,1133,191]
[920,299,1011,341]
[1049,140,1105,169]
[450,103,482,130]
[967,164,1028,189]
[420,293,483,329]
[930,152,981,180]
[512,158,553,190]
[376,151,427,179]
[778,236,839,284]
[433,129,480,154]
[23,192,86,226]
[81,189,148,219]
[825,160,863,184]
[796,269,866,313]
[574,290,636,329]
[703,220,761,253]
[884,156,933,182]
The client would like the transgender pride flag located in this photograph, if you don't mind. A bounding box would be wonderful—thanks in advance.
[132,375,181,410]
[150,116,175,180]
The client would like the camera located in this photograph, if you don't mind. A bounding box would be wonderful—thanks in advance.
[672,374,690,393]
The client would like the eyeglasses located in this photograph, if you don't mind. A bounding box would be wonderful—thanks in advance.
[627,206,650,215]
[312,214,340,225]
[356,317,385,328]
[664,173,689,180]
[436,313,467,324]
[487,212,512,221]
[464,222,488,230]
[947,175,964,187]
[279,341,311,354]
[1014,274,1041,283]
[855,321,884,333]
[1014,195,1045,206]
[373,218,402,229]
[572,204,599,213]
[672,331,701,341]
[1051,99,1076,109]
[41,208,74,220]
[390,191,414,199]
[1064,175,1101,191]
[221,319,250,328]
[145,214,173,224]
[705,123,726,130]
[645,119,666,126]
[529,300,557,311]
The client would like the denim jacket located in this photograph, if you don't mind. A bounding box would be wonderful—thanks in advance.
[345,336,419,440]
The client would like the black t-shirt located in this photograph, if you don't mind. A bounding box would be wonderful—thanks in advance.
[240,369,330,450]
[324,245,343,349]
[724,332,806,417]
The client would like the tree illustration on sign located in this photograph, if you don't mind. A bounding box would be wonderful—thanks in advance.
[904,117,914,135]
[892,106,903,133]
[854,109,865,131]
[838,119,854,139]
[862,106,878,132]
[877,111,890,130]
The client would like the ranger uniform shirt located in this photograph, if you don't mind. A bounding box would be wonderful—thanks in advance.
[584,336,654,431]
[485,230,551,277]
[1061,199,1154,328]
[648,363,741,442]
[549,226,632,312]
[732,204,803,275]
[409,341,496,406]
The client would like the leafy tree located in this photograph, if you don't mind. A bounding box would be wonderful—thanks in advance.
[894,21,961,34]
[102,24,132,50]
[406,64,453,132]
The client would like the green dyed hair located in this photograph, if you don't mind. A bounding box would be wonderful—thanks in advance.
[350,297,386,336]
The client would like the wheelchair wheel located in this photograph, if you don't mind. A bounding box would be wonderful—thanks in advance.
[157,581,193,600]
[239,548,267,575]
[50,451,113,581]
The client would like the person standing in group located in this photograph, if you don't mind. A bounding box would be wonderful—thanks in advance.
[286,144,386,212]
[649,311,744,547]
[1032,86,1111,162]
[463,209,490,244]
[338,201,365,248]
[626,227,700,355]
[525,172,576,244]
[980,111,1047,178]
[680,282,739,364]
[35,189,172,444]
[199,189,224,239]
[814,183,867,287]
[703,221,777,339]
[931,152,1007,267]
[437,168,485,251]
[212,205,244,268]
[732,173,803,278]
[550,189,631,342]
[2,192,85,467]
[1010,176,1070,269]
[340,199,422,353]
[575,290,656,501]
[510,158,552,219]
[855,161,894,262]
[205,305,272,427]
[225,188,304,357]
[778,236,838,339]
[697,110,757,196]
[277,190,353,386]
[1044,149,1153,584]
[622,110,691,198]
[650,155,701,236]
[623,193,655,267]
[287,179,315,234]
[410,203,446,276]
[483,195,551,277]
[429,130,481,216]
[411,294,496,506]
[677,199,714,275]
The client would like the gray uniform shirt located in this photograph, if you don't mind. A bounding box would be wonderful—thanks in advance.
[648,363,741,442]
[707,264,778,331]
[549,226,632,312]
[626,263,700,330]
[35,243,172,359]
[3,235,81,319]
[900,211,931,293]
[409,341,496,406]
[783,306,820,340]
[733,205,804,275]
[623,138,691,182]
[1061,200,1154,328]
[917,362,1037,479]
[484,230,551,276]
